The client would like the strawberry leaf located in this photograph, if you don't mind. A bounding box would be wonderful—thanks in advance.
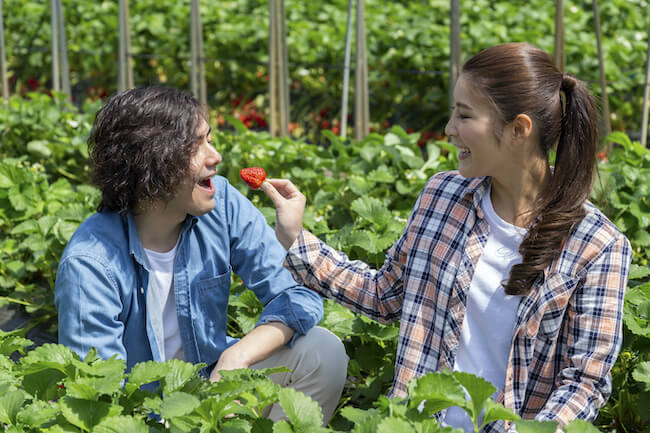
[159,391,201,419]
[93,415,149,433]
[277,387,324,432]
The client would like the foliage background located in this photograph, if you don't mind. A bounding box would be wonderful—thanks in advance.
[3,0,650,140]
[2,0,650,431]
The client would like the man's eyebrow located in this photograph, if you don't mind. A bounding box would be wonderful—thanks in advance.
[455,102,471,110]
[198,126,212,139]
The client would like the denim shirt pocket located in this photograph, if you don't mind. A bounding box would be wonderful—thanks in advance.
[194,267,232,338]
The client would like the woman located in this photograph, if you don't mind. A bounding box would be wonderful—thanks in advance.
[260,43,631,432]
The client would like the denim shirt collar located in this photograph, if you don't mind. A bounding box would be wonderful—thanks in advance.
[125,213,198,269]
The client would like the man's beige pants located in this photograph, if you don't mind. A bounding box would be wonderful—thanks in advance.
[251,326,349,425]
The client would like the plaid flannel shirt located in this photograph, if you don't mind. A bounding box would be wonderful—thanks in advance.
[285,171,631,432]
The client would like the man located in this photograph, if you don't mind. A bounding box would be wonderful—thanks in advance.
[55,86,347,422]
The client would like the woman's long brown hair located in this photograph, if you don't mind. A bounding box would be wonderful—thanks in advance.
[462,43,599,296]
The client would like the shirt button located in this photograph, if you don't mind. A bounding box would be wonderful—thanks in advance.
[140,287,144,294]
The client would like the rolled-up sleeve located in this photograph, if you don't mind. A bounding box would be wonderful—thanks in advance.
[225,182,323,344]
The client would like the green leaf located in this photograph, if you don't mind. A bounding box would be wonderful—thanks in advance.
[93,415,149,433]
[340,406,379,424]
[633,229,650,247]
[351,197,392,229]
[453,371,496,423]
[514,419,558,433]
[0,334,33,356]
[159,391,201,419]
[0,390,28,425]
[562,419,602,433]
[377,417,417,433]
[16,400,60,428]
[606,131,633,148]
[26,140,53,159]
[272,420,293,433]
[632,361,650,390]
[367,168,396,183]
[22,369,66,401]
[126,360,172,389]
[407,371,468,415]
[59,397,122,431]
[20,343,77,374]
[629,264,650,280]
[161,359,206,394]
[481,399,520,426]
[71,355,125,379]
[222,418,254,433]
[277,387,324,432]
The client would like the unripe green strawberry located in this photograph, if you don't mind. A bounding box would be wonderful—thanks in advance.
[240,167,266,189]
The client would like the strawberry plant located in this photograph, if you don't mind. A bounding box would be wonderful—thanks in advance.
[0,330,608,432]
[1,97,649,430]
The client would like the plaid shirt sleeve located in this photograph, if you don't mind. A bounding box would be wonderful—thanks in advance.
[283,181,438,325]
[283,226,408,324]
[534,233,632,426]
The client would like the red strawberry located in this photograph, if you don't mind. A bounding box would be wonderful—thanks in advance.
[240,167,266,189]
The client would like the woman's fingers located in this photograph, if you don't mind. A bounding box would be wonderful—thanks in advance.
[260,179,306,250]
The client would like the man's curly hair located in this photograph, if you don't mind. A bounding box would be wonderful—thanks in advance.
[88,86,204,215]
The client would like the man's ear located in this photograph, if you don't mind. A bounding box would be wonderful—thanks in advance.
[512,113,533,144]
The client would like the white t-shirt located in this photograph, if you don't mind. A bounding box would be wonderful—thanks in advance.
[144,242,185,361]
[444,186,526,431]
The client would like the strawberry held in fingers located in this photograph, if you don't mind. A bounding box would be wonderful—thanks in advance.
[240,167,267,189]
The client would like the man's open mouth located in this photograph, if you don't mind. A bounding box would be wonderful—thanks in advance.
[197,176,213,190]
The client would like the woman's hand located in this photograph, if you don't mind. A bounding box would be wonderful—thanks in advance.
[260,179,306,250]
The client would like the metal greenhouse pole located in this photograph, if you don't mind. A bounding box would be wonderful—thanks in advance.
[354,0,369,141]
[268,0,289,137]
[593,0,611,140]
[554,0,564,71]
[340,0,353,139]
[641,11,650,147]
[449,0,461,107]
[190,0,207,106]
[118,0,134,92]
[0,0,8,101]
[50,0,59,92]
[55,0,70,97]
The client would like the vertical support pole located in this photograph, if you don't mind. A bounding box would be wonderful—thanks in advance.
[641,10,650,147]
[449,0,461,107]
[554,0,564,71]
[51,0,60,92]
[190,0,207,106]
[118,0,134,92]
[56,0,70,97]
[191,0,198,99]
[340,0,353,139]
[593,0,611,141]
[0,0,8,101]
[268,0,277,136]
[279,0,289,135]
[354,0,369,141]
[268,0,289,137]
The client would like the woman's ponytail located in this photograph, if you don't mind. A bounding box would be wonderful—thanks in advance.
[505,74,599,295]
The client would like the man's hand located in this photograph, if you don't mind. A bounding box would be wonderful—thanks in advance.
[209,322,295,382]
[260,179,306,250]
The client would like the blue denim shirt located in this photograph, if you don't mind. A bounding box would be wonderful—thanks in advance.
[55,175,323,373]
